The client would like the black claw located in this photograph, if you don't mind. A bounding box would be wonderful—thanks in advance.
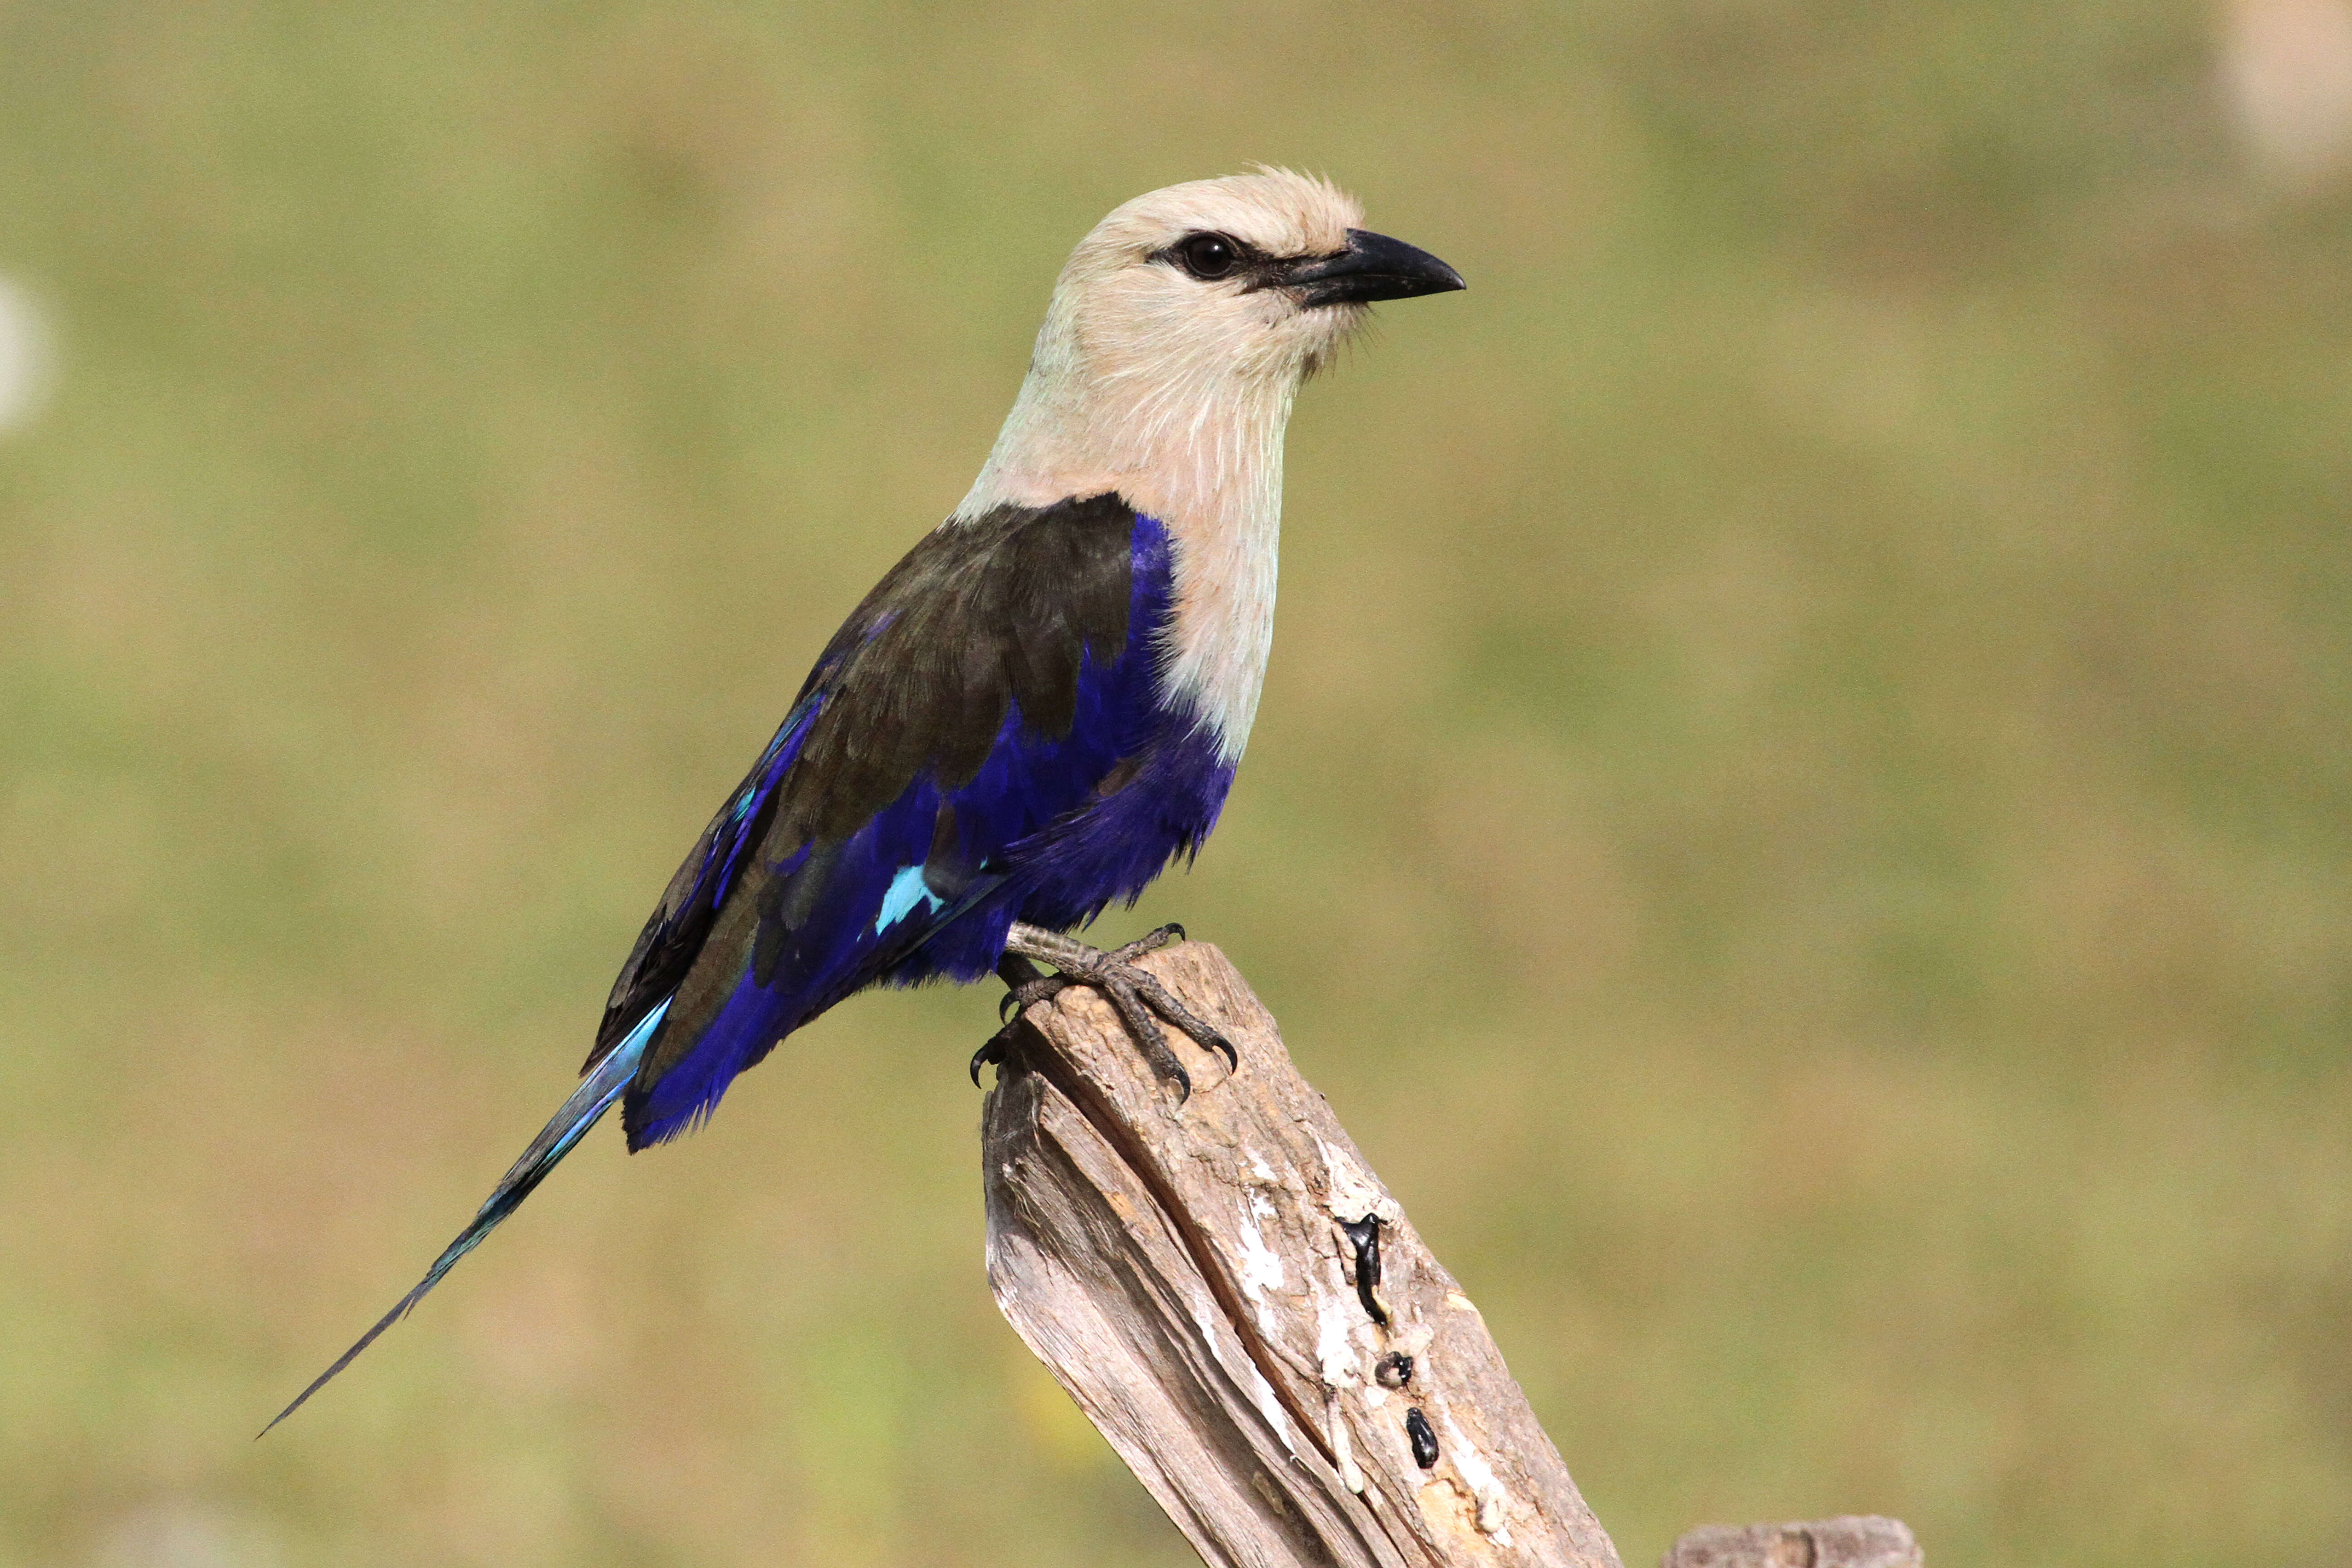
[1119,970,1239,1074]
[1110,923,1190,964]
[1146,1039,1195,1103]
[970,1029,1012,1088]
[1153,1050,1193,1101]
[996,951,1069,1027]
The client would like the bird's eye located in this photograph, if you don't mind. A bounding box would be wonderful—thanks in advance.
[1173,232,1242,281]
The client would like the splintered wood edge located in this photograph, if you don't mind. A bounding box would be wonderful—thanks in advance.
[980,941,1624,1568]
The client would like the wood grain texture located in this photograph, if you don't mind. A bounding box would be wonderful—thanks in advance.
[980,940,1624,1568]
[1661,1516,1921,1568]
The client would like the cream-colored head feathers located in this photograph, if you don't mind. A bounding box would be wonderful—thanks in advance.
[955,168,1367,525]
[1049,168,1367,388]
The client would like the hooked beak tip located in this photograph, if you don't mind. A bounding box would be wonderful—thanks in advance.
[1288,229,1465,308]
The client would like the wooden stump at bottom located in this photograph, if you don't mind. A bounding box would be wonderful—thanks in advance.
[977,939,1924,1568]
[980,940,1622,1568]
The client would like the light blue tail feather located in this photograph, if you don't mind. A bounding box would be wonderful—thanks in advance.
[260,999,671,1435]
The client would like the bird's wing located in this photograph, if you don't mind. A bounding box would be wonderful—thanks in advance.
[619,491,1170,1146]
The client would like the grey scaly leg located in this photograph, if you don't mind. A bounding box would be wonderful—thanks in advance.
[969,922,1237,1098]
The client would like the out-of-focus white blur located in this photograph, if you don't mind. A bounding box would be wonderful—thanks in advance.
[0,275,53,434]
[2222,0,2352,188]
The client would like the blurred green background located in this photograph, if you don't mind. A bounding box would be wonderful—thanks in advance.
[3,1,2349,1564]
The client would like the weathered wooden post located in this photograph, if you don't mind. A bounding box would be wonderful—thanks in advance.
[979,940,1923,1568]
[981,940,1617,1568]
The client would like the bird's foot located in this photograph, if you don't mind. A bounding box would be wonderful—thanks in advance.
[971,951,1068,1087]
[970,922,1235,1098]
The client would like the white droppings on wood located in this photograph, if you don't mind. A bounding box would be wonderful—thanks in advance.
[1315,1135,1400,1225]
[1237,1196,1286,1313]
[1248,1148,1277,1181]
[1439,1411,1514,1542]
[1327,1390,1367,1494]
[1315,1263,1362,1388]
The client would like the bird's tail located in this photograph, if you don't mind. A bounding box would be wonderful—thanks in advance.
[259,999,672,1436]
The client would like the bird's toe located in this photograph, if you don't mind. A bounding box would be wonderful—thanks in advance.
[1111,923,1188,963]
[970,1029,1011,1087]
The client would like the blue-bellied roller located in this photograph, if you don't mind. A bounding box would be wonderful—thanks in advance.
[267,169,1462,1431]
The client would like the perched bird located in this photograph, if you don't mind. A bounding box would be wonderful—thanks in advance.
[266,168,1462,1431]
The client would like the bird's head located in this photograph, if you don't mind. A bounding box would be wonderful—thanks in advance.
[1045,167,1464,394]
[960,169,1461,524]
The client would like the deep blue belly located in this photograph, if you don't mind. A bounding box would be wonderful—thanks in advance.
[888,714,1237,983]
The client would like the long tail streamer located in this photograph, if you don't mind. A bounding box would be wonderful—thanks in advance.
[259,1000,671,1436]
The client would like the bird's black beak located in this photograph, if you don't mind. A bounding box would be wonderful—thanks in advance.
[1285,229,1465,308]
